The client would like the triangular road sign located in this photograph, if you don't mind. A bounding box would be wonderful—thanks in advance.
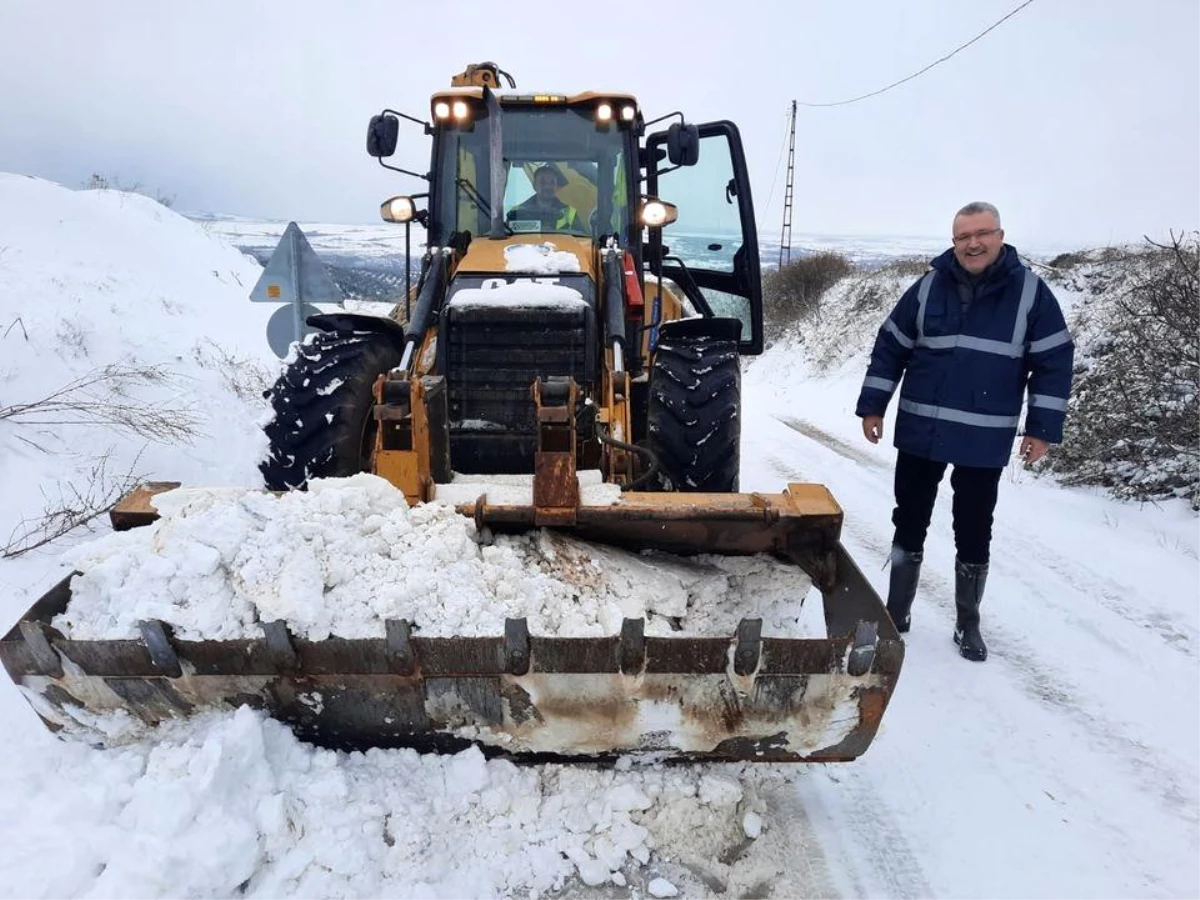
[249,222,345,304]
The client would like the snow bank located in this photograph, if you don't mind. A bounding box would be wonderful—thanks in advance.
[55,474,817,641]
[0,704,779,899]
[0,173,278,565]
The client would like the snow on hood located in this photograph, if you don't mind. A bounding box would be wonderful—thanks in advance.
[55,474,818,641]
[503,241,582,274]
[448,280,587,309]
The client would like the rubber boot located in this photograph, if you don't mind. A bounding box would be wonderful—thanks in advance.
[953,558,989,662]
[885,545,923,634]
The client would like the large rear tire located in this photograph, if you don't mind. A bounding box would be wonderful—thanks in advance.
[646,332,741,492]
[260,330,402,490]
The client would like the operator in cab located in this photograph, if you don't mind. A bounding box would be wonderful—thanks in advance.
[506,164,586,234]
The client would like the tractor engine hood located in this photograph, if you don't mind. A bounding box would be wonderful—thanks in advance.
[453,235,598,283]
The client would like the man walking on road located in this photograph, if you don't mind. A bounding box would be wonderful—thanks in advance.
[856,202,1074,661]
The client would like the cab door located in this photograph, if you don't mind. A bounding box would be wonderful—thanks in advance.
[645,121,763,355]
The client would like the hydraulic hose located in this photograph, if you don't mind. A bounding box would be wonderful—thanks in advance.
[399,251,449,372]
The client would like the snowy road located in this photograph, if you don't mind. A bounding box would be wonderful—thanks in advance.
[737,359,1199,899]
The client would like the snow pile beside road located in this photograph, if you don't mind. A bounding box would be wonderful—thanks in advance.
[55,474,817,641]
[0,174,277,576]
[1,704,780,899]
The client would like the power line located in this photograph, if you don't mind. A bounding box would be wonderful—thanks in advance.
[798,0,1036,109]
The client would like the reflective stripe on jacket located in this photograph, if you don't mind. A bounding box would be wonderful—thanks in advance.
[556,206,579,231]
[855,245,1074,468]
[509,198,580,232]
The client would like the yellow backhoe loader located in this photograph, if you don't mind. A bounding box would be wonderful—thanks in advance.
[2,63,903,762]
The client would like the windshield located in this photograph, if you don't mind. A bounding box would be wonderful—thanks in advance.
[433,106,633,243]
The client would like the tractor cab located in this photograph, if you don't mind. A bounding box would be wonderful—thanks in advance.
[366,65,764,356]
[429,92,637,246]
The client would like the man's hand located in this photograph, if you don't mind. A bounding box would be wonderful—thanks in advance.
[1020,436,1050,464]
[862,415,884,444]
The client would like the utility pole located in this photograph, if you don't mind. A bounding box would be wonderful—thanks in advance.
[779,100,797,269]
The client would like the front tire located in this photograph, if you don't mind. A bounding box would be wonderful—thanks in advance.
[646,331,741,492]
[260,330,402,490]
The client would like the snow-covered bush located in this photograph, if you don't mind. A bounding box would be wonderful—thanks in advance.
[1044,234,1199,508]
[775,256,927,369]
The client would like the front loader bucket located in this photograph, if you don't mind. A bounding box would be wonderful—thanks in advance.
[2,483,903,762]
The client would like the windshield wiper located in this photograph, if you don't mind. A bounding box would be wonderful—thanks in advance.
[456,178,512,236]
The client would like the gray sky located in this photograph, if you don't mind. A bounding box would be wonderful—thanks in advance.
[1,0,1196,249]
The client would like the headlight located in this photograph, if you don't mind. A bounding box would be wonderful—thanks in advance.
[640,199,678,228]
[380,196,416,224]
[596,102,613,123]
[433,101,451,120]
[452,100,470,121]
[620,104,636,122]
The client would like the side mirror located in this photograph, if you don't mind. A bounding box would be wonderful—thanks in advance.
[667,123,700,167]
[367,114,399,158]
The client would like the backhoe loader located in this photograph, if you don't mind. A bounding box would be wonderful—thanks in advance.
[1,63,903,762]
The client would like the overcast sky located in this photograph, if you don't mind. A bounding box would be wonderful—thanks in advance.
[1,0,1196,249]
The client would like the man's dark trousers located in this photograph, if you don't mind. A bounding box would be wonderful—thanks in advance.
[891,451,1003,565]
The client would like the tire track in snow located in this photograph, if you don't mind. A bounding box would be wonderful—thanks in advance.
[981,536,1200,826]
[758,451,933,899]
[793,768,935,900]
[773,416,889,471]
[998,527,1196,659]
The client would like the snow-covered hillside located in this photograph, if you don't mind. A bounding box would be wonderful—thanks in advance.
[0,175,1196,899]
[0,174,275,593]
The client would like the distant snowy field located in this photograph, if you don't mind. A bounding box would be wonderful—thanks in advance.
[189,213,409,268]
[195,214,1080,275]
[0,174,1196,899]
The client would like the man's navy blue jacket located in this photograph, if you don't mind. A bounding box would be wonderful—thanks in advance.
[855,245,1074,469]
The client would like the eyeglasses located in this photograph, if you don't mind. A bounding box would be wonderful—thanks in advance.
[953,228,1001,245]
